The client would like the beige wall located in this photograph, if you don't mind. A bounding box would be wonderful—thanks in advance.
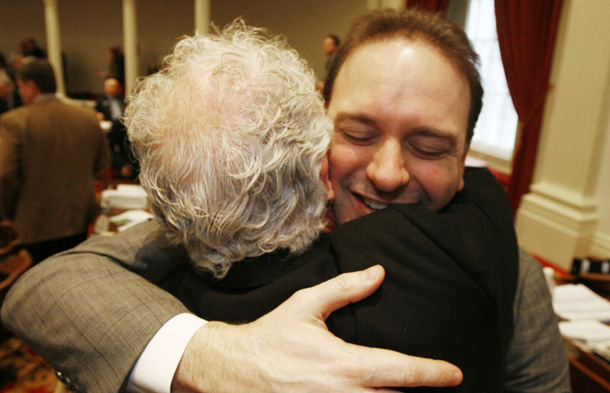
[589,63,610,257]
[0,0,47,67]
[0,0,366,94]
[594,107,610,249]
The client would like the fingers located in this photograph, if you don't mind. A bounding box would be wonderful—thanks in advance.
[391,356,462,388]
[256,267,463,391]
[350,345,463,388]
[370,389,401,393]
[294,265,386,321]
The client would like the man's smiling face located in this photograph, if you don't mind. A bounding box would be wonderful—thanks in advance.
[326,38,471,224]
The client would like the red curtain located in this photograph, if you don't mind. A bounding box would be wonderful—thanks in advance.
[495,0,563,213]
[406,0,451,17]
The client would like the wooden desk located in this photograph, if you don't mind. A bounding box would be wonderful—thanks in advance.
[0,249,32,302]
[567,338,610,393]
[0,222,19,255]
[555,273,610,392]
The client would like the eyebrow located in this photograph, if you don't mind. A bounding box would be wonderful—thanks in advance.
[411,128,458,142]
[333,112,377,127]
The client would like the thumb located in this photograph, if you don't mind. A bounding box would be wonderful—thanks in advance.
[299,265,385,321]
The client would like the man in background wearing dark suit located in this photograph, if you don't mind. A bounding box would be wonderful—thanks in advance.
[316,34,340,92]
[0,59,109,263]
[95,76,125,122]
[96,77,138,180]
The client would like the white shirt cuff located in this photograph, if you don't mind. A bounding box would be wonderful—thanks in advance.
[127,313,208,393]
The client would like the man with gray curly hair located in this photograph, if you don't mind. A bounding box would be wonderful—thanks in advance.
[126,20,331,278]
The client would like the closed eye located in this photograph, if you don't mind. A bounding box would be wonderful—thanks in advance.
[341,131,377,145]
[333,113,379,146]
[406,131,457,159]
[407,142,449,159]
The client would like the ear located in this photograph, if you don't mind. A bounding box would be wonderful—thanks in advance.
[24,80,41,98]
[320,153,335,202]
[25,80,38,91]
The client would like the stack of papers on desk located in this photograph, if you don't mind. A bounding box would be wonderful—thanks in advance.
[109,209,154,232]
[555,284,610,359]
[553,283,610,321]
[101,185,148,209]
[559,320,610,344]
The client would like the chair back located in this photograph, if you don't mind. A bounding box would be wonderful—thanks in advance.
[0,222,19,255]
[0,249,33,303]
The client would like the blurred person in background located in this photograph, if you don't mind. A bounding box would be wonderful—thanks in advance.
[0,59,109,263]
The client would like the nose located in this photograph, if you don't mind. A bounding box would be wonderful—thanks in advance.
[365,139,410,193]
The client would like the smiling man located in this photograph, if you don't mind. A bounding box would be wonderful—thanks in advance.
[1,9,569,393]
[327,39,470,220]
[321,10,568,391]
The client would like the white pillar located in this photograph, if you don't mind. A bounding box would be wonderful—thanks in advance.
[122,0,139,95]
[43,0,66,97]
[368,0,405,10]
[194,0,211,34]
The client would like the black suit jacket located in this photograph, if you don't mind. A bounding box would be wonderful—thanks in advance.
[164,167,518,392]
[95,95,125,121]
[106,119,139,179]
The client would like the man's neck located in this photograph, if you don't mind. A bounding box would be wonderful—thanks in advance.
[32,93,55,104]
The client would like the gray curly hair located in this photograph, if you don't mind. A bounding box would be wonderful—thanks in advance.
[125,19,331,278]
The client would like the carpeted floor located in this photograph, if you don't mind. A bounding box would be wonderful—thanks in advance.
[0,336,59,393]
